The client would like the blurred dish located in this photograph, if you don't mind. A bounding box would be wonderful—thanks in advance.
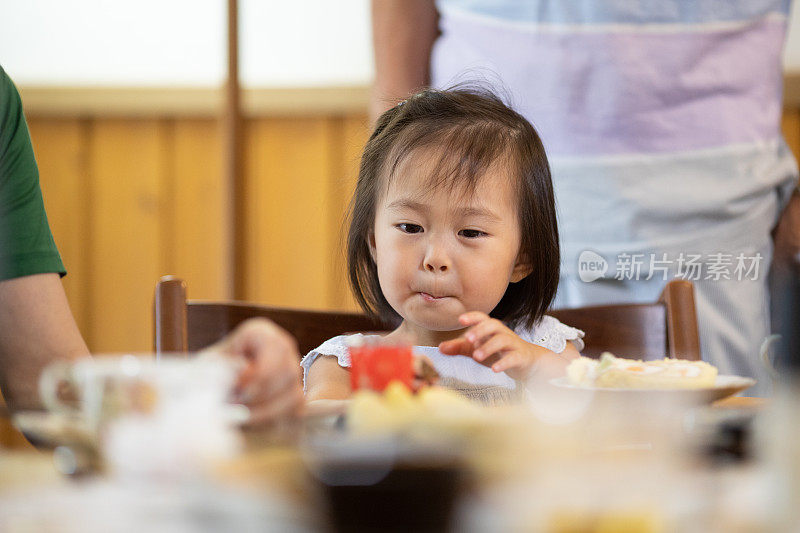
[566,353,718,389]
[12,410,95,449]
[13,403,249,451]
[549,374,756,403]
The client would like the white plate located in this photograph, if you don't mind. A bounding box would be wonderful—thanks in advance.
[12,404,251,449]
[12,411,95,447]
[548,375,756,404]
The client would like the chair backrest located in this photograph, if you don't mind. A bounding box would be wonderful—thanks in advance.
[155,277,700,361]
[154,276,388,356]
[549,279,701,360]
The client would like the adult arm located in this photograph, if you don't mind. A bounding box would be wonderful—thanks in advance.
[370,0,439,124]
[0,282,307,424]
[773,189,800,262]
[0,273,88,411]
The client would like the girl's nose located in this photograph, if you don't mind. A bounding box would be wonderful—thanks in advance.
[425,261,448,273]
[423,241,450,273]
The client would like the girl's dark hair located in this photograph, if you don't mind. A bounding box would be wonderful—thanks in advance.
[347,86,560,330]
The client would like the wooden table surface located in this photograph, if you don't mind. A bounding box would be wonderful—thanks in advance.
[712,396,766,409]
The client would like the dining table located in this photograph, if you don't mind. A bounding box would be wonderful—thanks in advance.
[711,396,766,409]
[3,390,796,532]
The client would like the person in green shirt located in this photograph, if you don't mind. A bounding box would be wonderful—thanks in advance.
[0,67,303,424]
[0,65,86,412]
[0,69,65,281]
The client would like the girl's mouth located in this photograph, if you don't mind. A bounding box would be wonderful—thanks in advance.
[420,292,447,302]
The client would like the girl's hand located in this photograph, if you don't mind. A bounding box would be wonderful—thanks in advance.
[438,311,557,380]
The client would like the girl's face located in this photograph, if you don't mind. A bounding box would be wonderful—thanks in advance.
[369,150,531,341]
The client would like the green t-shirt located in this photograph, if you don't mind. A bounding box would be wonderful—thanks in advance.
[0,66,64,281]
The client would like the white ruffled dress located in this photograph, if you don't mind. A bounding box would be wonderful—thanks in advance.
[301,315,585,405]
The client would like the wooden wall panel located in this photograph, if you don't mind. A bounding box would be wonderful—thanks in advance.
[328,114,369,311]
[782,108,800,162]
[242,117,337,309]
[26,118,91,340]
[87,119,168,352]
[18,106,800,357]
[0,413,34,450]
[169,119,230,300]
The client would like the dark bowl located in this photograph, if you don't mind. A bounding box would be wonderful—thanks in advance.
[318,458,465,532]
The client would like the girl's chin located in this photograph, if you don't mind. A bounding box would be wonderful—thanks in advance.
[403,316,465,333]
[395,303,468,333]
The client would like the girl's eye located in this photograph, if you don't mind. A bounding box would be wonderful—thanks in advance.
[459,229,487,238]
[397,223,423,234]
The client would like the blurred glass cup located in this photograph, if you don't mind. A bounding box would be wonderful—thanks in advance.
[346,335,414,392]
[39,354,238,431]
[38,353,244,478]
[759,334,782,382]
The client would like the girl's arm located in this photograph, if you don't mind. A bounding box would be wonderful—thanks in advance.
[439,312,581,381]
[305,356,353,416]
[530,340,581,383]
[370,0,439,124]
[559,341,582,362]
[305,354,352,397]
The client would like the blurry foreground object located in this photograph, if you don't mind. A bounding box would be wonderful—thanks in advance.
[0,353,319,531]
[758,256,800,530]
[304,382,484,532]
[566,352,718,389]
[348,336,413,392]
[768,258,800,377]
[464,383,748,531]
[347,334,439,393]
[0,479,307,532]
[21,353,243,479]
[305,379,708,531]
[554,352,753,406]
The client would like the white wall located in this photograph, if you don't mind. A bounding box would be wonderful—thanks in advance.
[0,0,227,85]
[0,0,373,87]
[240,1,372,86]
[0,0,797,87]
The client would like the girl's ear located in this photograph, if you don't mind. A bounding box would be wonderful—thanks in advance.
[511,253,533,282]
[368,230,377,261]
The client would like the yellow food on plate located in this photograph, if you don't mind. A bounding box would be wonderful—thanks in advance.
[348,381,487,436]
[566,352,717,389]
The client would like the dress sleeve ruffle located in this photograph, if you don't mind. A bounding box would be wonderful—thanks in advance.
[516,315,585,353]
[299,334,355,393]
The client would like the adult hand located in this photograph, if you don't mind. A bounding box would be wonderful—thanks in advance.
[208,318,304,426]
[774,189,800,263]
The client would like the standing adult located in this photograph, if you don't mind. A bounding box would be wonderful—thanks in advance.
[0,65,303,423]
[371,0,800,395]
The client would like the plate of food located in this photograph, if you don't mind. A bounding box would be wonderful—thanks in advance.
[549,352,756,404]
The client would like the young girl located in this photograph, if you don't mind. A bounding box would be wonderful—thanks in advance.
[302,87,584,404]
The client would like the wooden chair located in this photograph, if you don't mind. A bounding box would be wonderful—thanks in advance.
[154,276,388,356]
[549,279,701,360]
[154,276,700,361]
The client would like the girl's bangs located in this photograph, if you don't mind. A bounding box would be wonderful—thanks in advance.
[383,123,515,199]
